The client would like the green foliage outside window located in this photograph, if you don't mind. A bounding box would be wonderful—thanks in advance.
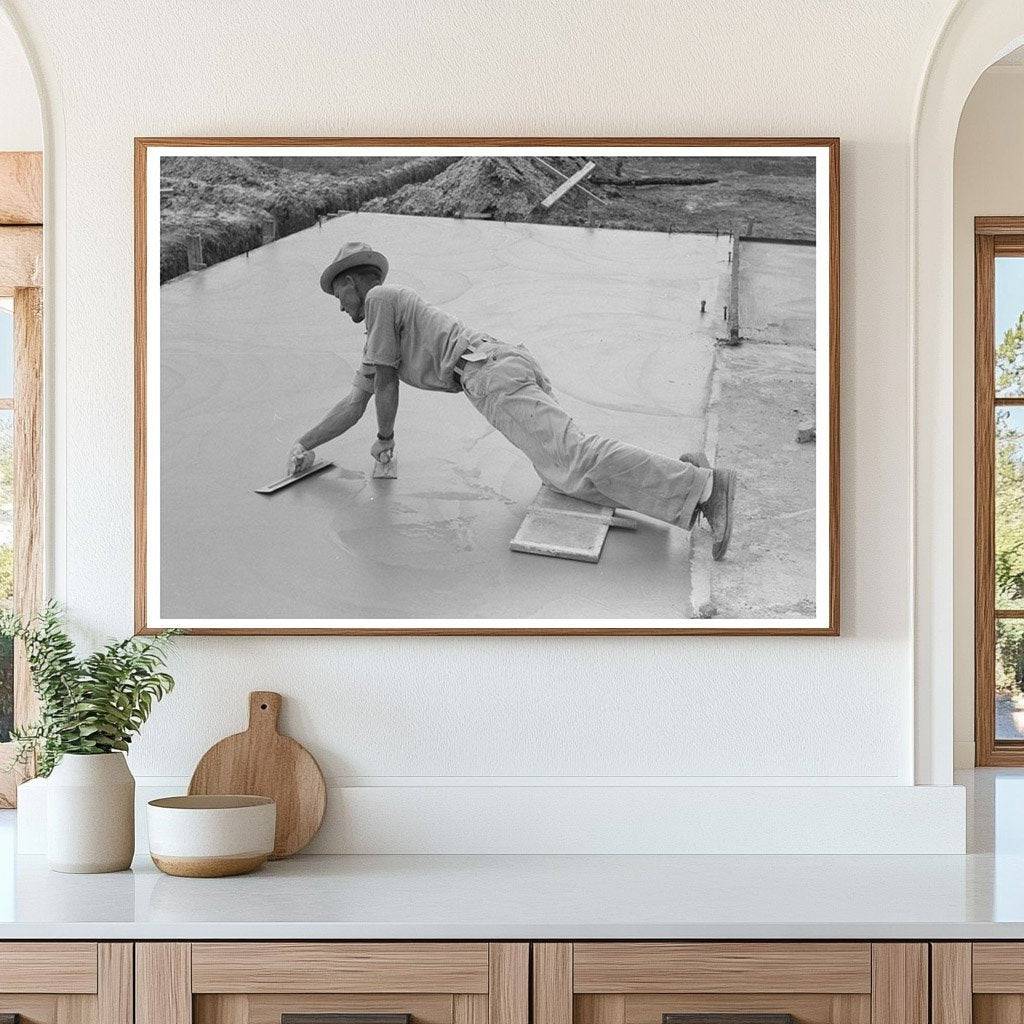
[996,314,1024,694]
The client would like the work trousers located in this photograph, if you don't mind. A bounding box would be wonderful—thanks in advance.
[459,342,711,528]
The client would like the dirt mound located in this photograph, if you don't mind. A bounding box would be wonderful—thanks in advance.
[362,157,567,221]
[159,156,457,282]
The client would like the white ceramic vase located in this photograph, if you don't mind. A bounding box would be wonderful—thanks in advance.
[46,752,135,873]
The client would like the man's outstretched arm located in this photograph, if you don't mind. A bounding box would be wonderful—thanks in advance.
[370,364,399,464]
[288,386,372,473]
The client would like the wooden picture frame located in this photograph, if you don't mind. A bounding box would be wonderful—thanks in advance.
[135,137,840,636]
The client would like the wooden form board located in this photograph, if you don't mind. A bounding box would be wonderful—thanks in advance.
[509,485,637,563]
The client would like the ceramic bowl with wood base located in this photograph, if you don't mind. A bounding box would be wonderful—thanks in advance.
[147,795,276,877]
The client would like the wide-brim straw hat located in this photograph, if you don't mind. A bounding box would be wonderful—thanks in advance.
[320,241,389,295]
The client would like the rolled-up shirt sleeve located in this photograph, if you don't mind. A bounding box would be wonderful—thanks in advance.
[362,288,401,368]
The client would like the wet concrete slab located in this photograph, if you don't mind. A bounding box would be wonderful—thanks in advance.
[158,213,730,623]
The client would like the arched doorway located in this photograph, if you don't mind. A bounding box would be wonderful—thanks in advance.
[914,0,1024,784]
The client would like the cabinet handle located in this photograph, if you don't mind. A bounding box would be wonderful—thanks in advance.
[283,1016,411,1024]
[664,1016,796,1024]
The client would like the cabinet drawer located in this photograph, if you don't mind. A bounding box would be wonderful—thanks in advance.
[935,942,1024,1024]
[0,942,98,993]
[139,942,528,1024]
[0,943,130,1024]
[534,943,925,1024]
[572,943,872,994]
[191,943,490,993]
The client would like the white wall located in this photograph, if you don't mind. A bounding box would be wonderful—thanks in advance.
[0,0,973,851]
[953,64,1024,767]
[0,8,39,150]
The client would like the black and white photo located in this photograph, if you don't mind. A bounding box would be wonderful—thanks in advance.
[136,140,838,634]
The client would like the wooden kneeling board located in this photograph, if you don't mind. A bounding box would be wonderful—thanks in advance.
[510,486,637,563]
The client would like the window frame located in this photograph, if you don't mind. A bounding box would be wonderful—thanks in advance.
[0,151,43,806]
[975,217,1024,765]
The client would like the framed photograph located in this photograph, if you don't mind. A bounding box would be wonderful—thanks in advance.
[135,137,839,635]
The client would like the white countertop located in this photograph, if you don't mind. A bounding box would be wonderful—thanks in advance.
[1,849,1023,940]
[1,770,1021,941]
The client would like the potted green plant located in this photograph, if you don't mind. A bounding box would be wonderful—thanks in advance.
[2,603,177,873]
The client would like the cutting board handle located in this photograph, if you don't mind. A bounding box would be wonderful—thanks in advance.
[248,691,282,734]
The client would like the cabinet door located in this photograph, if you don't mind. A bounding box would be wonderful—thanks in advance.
[137,943,528,1024]
[534,943,927,1024]
[937,942,1024,1024]
[0,942,132,1024]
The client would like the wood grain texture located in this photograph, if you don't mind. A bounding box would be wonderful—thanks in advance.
[454,995,487,1024]
[194,995,248,1024]
[0,943,97,993]
[931,945,971,1024]
[831,995,872,1024]
[974,223,1024,765]
[55,995,95,1024]
[976,229,999,765]
[188,691,326,858]
[133,135,840,637]
[133,136,148,634]
[192,942,489,994]
[233,994,452,1024]
[534,944,573,1024]
[978,217,1024,235]
[972,943,1024,991]
[975,995,1024,1024]
[13,286,42,724]
[0,152,42,224]
[489,943,528,1024]
[573,943,871,994]
[870,945,927,1024]
[622,994,836,1024]
[0,226,41,290]
[97,945,133,1024]
[0,996,59,1024]
[576,996,626,1024]
[136,943,192,1024]
[0,286,44,805]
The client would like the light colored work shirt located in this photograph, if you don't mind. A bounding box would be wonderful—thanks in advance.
[351,284,489,394]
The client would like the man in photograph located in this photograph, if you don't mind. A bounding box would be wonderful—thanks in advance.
[288,241,738,559]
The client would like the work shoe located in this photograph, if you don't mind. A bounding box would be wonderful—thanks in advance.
[701,468,737,561]
[679,452,711,529]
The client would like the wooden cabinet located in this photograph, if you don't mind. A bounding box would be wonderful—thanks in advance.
[532,943,928,1024]
[136,943,528,1024]
[0,942,132,1024]
[0,938,957,1024]
[931,943,1024,1024]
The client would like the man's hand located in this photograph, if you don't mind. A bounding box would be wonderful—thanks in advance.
[287,442,316,476]
[371,435,395,465]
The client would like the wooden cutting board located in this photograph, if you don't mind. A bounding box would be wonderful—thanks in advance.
[188,691,326,859]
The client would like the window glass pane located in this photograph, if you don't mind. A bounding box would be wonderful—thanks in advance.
[997,407,1024,609]
[0,302,12,399]
[998,619,1024,740]
[996,256,1024,396]
[0,409,11,742]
